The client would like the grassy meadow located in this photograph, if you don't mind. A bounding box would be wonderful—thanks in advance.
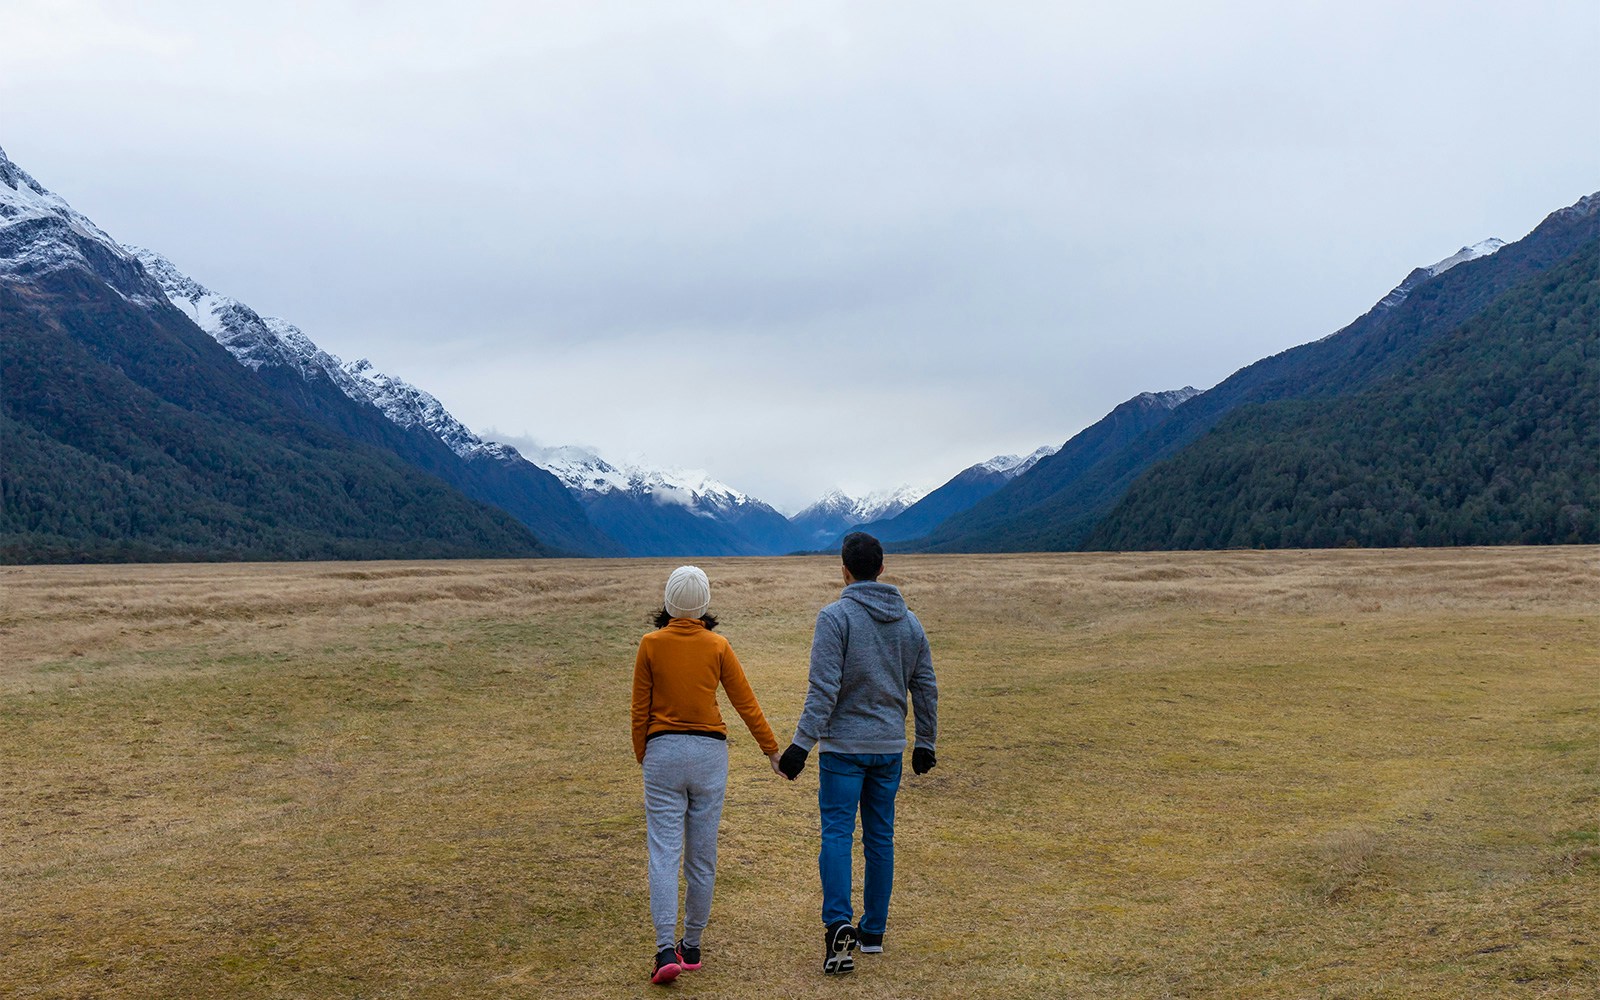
[1,548,1596,998]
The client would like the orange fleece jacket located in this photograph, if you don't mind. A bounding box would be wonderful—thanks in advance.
[632,619,779,763]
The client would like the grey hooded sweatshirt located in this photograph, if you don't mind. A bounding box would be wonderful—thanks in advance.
[792,581,938,756]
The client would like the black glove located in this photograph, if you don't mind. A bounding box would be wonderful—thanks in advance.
[778,743,808,780]
[912,747,936,775]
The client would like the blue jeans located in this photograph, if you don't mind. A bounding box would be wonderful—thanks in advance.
[818,752,902,934]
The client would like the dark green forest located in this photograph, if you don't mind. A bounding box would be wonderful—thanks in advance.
[904,193,1600,554]
[1,275,551,563]
[1090,242,1599,550]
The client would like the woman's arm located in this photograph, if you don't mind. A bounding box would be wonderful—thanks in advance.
[631,640,652,763]
[720,643,780,757]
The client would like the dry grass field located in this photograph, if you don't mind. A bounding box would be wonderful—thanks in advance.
[2,547,1596,999]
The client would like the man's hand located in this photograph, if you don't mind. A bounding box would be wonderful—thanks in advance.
[912,747,936,775]
[778,744,809,780]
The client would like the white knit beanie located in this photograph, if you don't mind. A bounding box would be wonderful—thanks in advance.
[664,565,711,620]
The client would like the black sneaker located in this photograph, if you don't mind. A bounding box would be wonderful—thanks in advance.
[823,921,857,975]
[650,946,682,985]
[675,938,702,971]
[858,930,883,954]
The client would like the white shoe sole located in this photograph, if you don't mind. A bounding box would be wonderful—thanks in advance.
[824,927,857,975]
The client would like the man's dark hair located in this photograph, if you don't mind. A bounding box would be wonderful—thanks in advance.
[841,532,884,582]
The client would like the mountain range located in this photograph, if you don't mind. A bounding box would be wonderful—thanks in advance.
[0,147,997,559]
[788,486,930,550]
[1,150,554,561]
[2,143,1593,561]
[894,195,1598,552]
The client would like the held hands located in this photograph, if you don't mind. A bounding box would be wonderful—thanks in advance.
[771,745,934,779]
[769,744,934,778]
[777,743,808,780]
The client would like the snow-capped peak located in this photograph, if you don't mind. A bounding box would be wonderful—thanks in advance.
[124,244,521,466]
[0,147,121,254]
[856,485,929,521]
[799,489,857,517]
[795,485,929,524]
[521,444,631,494]
[1,147,159,303]
[527,444,753,509]
[1423,238,1506,278]
[341,357,519,461]
[978,444,1061,477]
[1375,236,1506,311]
[1138,386,1201,409]
[127,244,353,380]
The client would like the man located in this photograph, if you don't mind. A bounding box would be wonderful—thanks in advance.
[778,531,939,976]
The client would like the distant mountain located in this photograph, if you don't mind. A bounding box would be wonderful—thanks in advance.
[530,445,798,556]
[913,192,1600,552]
[126,247,620,557]
[789,485,929,550]
[907,388,1199,551]
[853,445,1060,543]
[1091,217,1598,549]
[1,147,550,562]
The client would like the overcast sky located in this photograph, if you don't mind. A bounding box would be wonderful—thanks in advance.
[5,1,1596,512]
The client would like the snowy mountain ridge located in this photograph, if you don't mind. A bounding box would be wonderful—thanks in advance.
[341,357,521,463]
[1424,238,1506,277]
[93,234,805,554]
[0,146,162,305]
[976,444,1062,477]
[130,246,354,382]
[1136,386,1203,410]
[519,443,799,555]
[1374,238,1505,312]
[525,444,760,513]
[795,485,930,525]
[126,245,527,467]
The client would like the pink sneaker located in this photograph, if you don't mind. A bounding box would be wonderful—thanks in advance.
[676,939,702,971]
[651,947,682,985]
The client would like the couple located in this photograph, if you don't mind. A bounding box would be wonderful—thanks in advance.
[630,532,940,985]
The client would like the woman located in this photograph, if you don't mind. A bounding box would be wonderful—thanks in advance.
[631,565,784,985]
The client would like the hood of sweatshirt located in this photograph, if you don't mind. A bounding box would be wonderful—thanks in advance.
[842,581,907,623]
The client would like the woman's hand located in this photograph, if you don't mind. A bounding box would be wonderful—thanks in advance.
[768,751,784,776]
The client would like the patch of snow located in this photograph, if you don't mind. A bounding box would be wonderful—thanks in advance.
[0,147,124,257]
[854,485,929,522]
[1139,386,1201,409]
[526,443,759,512]
[794,484,930,525]
[1423,238,1506,278]
[1553,192,1599,221]
[124,243,534,471]
[0,147,160,304]
[979,444,1062,478]
[1374,237,1506,312]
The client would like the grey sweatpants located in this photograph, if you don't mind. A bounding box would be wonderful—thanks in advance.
[642,734,729,949]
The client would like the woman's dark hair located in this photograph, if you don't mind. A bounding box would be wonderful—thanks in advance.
[654,606,718,630]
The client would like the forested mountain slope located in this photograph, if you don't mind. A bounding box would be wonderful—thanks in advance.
[912,192,1600,552]
[1089,241,1599,549]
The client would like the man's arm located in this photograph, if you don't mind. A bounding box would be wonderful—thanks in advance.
[909,625,938,752]
[792,609,845,751]
[779,609,845,778]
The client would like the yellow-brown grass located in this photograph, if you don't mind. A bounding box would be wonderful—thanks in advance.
[2,547,1596,998]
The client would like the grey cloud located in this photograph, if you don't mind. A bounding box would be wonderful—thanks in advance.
[5,1,1596,511]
